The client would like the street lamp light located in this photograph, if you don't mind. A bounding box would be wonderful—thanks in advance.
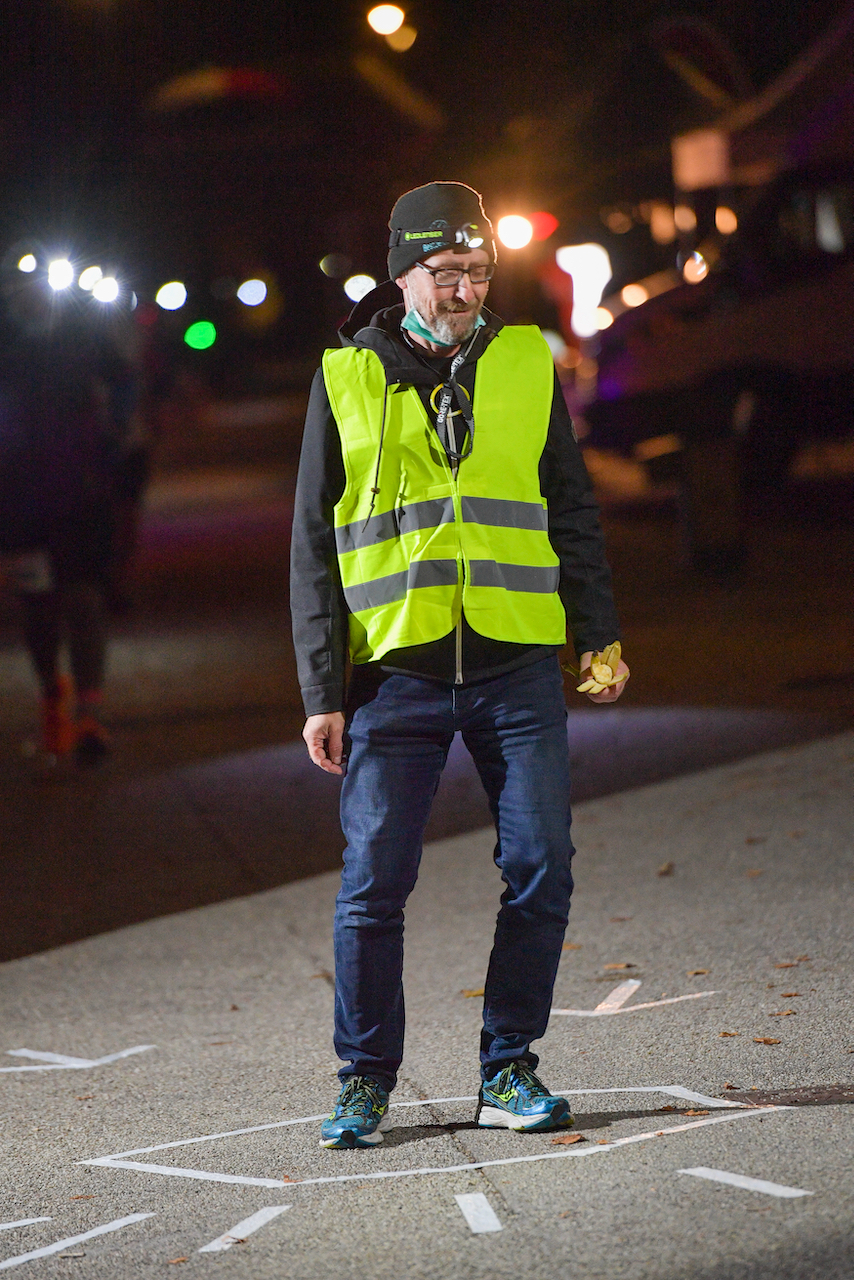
[367,5,405,34]
[497,216,533,250]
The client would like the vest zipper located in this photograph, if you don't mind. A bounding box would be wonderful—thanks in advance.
[448,416,464,686]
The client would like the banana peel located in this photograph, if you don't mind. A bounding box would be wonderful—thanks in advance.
[576,641,628,695]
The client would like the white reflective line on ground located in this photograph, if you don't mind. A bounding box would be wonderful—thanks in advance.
[1,1046,154,1074]
[5,1051,97,1067]
[0,1214,154,1271]
[0,1223,51,1234]
[79,1085,745,1166]
[93,1161,290,1189]
[594,980,643,1012]
[198,1205,291,1252]
[87,1108,785,1192]
[551,991,717,1016]
[454,1194,502,1234]
[677,1167,813,1198]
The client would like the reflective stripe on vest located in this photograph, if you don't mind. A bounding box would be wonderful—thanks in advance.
[323,325,566,663]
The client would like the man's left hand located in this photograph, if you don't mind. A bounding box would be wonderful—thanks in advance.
[577,651,630,704]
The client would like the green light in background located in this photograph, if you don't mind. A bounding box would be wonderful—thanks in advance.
[184,320,217,349]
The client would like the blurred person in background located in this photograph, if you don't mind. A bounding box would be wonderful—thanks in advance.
[0,268,138,766]
[291,182,629,1150]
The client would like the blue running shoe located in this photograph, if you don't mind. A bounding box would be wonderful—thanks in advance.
[476,1061,573,1131]
[320,1076,391,1149]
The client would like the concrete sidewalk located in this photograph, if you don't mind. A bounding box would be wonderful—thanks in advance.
[1,732,852,1278]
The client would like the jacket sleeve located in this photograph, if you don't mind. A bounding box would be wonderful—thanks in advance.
[290,367,349,715]
[540,371,621,659]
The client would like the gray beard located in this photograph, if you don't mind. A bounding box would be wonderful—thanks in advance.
[416,306,477,347]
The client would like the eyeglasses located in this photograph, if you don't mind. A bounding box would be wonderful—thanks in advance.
[414,261,494,287]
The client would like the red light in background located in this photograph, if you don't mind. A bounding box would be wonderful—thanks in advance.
[529,211,559,241]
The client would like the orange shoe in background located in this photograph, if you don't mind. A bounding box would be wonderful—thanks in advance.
[39,675,77,758]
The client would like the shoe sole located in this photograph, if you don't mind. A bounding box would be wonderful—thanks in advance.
[319,1113,392,1149]
[476,1102,573,1131]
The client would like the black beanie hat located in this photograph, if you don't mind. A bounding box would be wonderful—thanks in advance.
[387,181,495,281]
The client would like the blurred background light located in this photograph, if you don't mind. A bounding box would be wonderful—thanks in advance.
[92,276,119,302]
[621,282,649,307]
[529,211,559,241]
[673,204,697,232]
[78,266,103,291]
[17,254,37,273]
[236,278,268,306]
[602,207,633,234]
[555,243,612,337]
[184,320,217,349]
[156,281,187,310]
[367,5,405,34]
[343,273,376,302]
[650,202,677,244]
[386,24,417,51]
[539,328,568,361]
[497,215,533,249]
[320,253,351,278]
[47,259,74,291]
[682,251,708,283]
[715,206,738,234]
[595,307,614,329]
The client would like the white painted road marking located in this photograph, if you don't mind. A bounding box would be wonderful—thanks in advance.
[0,1214,154,1271]
[454,1194,502,1234]
[677,1167,813,1198]
[1,1046,155,1073]
[552,980,717,1016]
[0,1223,50,1235]
[198,1205,291,1252]
[82,1106,784,1191]
[78,1084,745,1169]
[593,979,642,1011]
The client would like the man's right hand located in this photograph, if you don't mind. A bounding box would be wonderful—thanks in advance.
[302,712,346,775]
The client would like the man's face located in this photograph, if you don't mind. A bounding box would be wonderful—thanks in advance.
[396,247,491,347]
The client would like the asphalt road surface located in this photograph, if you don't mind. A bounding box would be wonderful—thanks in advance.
[0,452,852,1277]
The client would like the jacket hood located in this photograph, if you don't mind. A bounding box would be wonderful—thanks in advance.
[337,280,503,385]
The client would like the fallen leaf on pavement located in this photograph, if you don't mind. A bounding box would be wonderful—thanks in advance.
[745,869,765,877]
[723,1083,739,1089]
[683,1109,710,1116]
[597,1139,610,1144]
[75,1095,94,1101]
[796,955,810,961]
[70,1195,95,1200]
[562,943,582,950]
[551,1133,586,1145]
[603,962,636,970]
[774,962,797,969]
[719,1031,739,1037]
[657,1105,677,1111]
[281,1175,295,1183]
[461,988,484,998]
[745,836,767,845]
[754,1037,781,1045]
[657,862,674,876]
[167,1260,188,1266]
[781,992,800,997]
[230,1004,240,1011]
[770,1010,796,1016]
[687,969,709,976]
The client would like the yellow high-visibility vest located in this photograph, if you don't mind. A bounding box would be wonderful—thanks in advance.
[323,325,566,664]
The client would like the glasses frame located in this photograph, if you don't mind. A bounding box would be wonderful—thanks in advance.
[413,261,494,287]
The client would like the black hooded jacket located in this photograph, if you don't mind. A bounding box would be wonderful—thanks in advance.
[290,283,621,716]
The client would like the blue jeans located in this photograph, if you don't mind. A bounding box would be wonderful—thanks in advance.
[334,653,575,1092]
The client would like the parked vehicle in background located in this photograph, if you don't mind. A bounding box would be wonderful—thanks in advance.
[585,164,854,570]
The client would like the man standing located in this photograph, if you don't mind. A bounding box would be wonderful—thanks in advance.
[290,182,628,1149]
